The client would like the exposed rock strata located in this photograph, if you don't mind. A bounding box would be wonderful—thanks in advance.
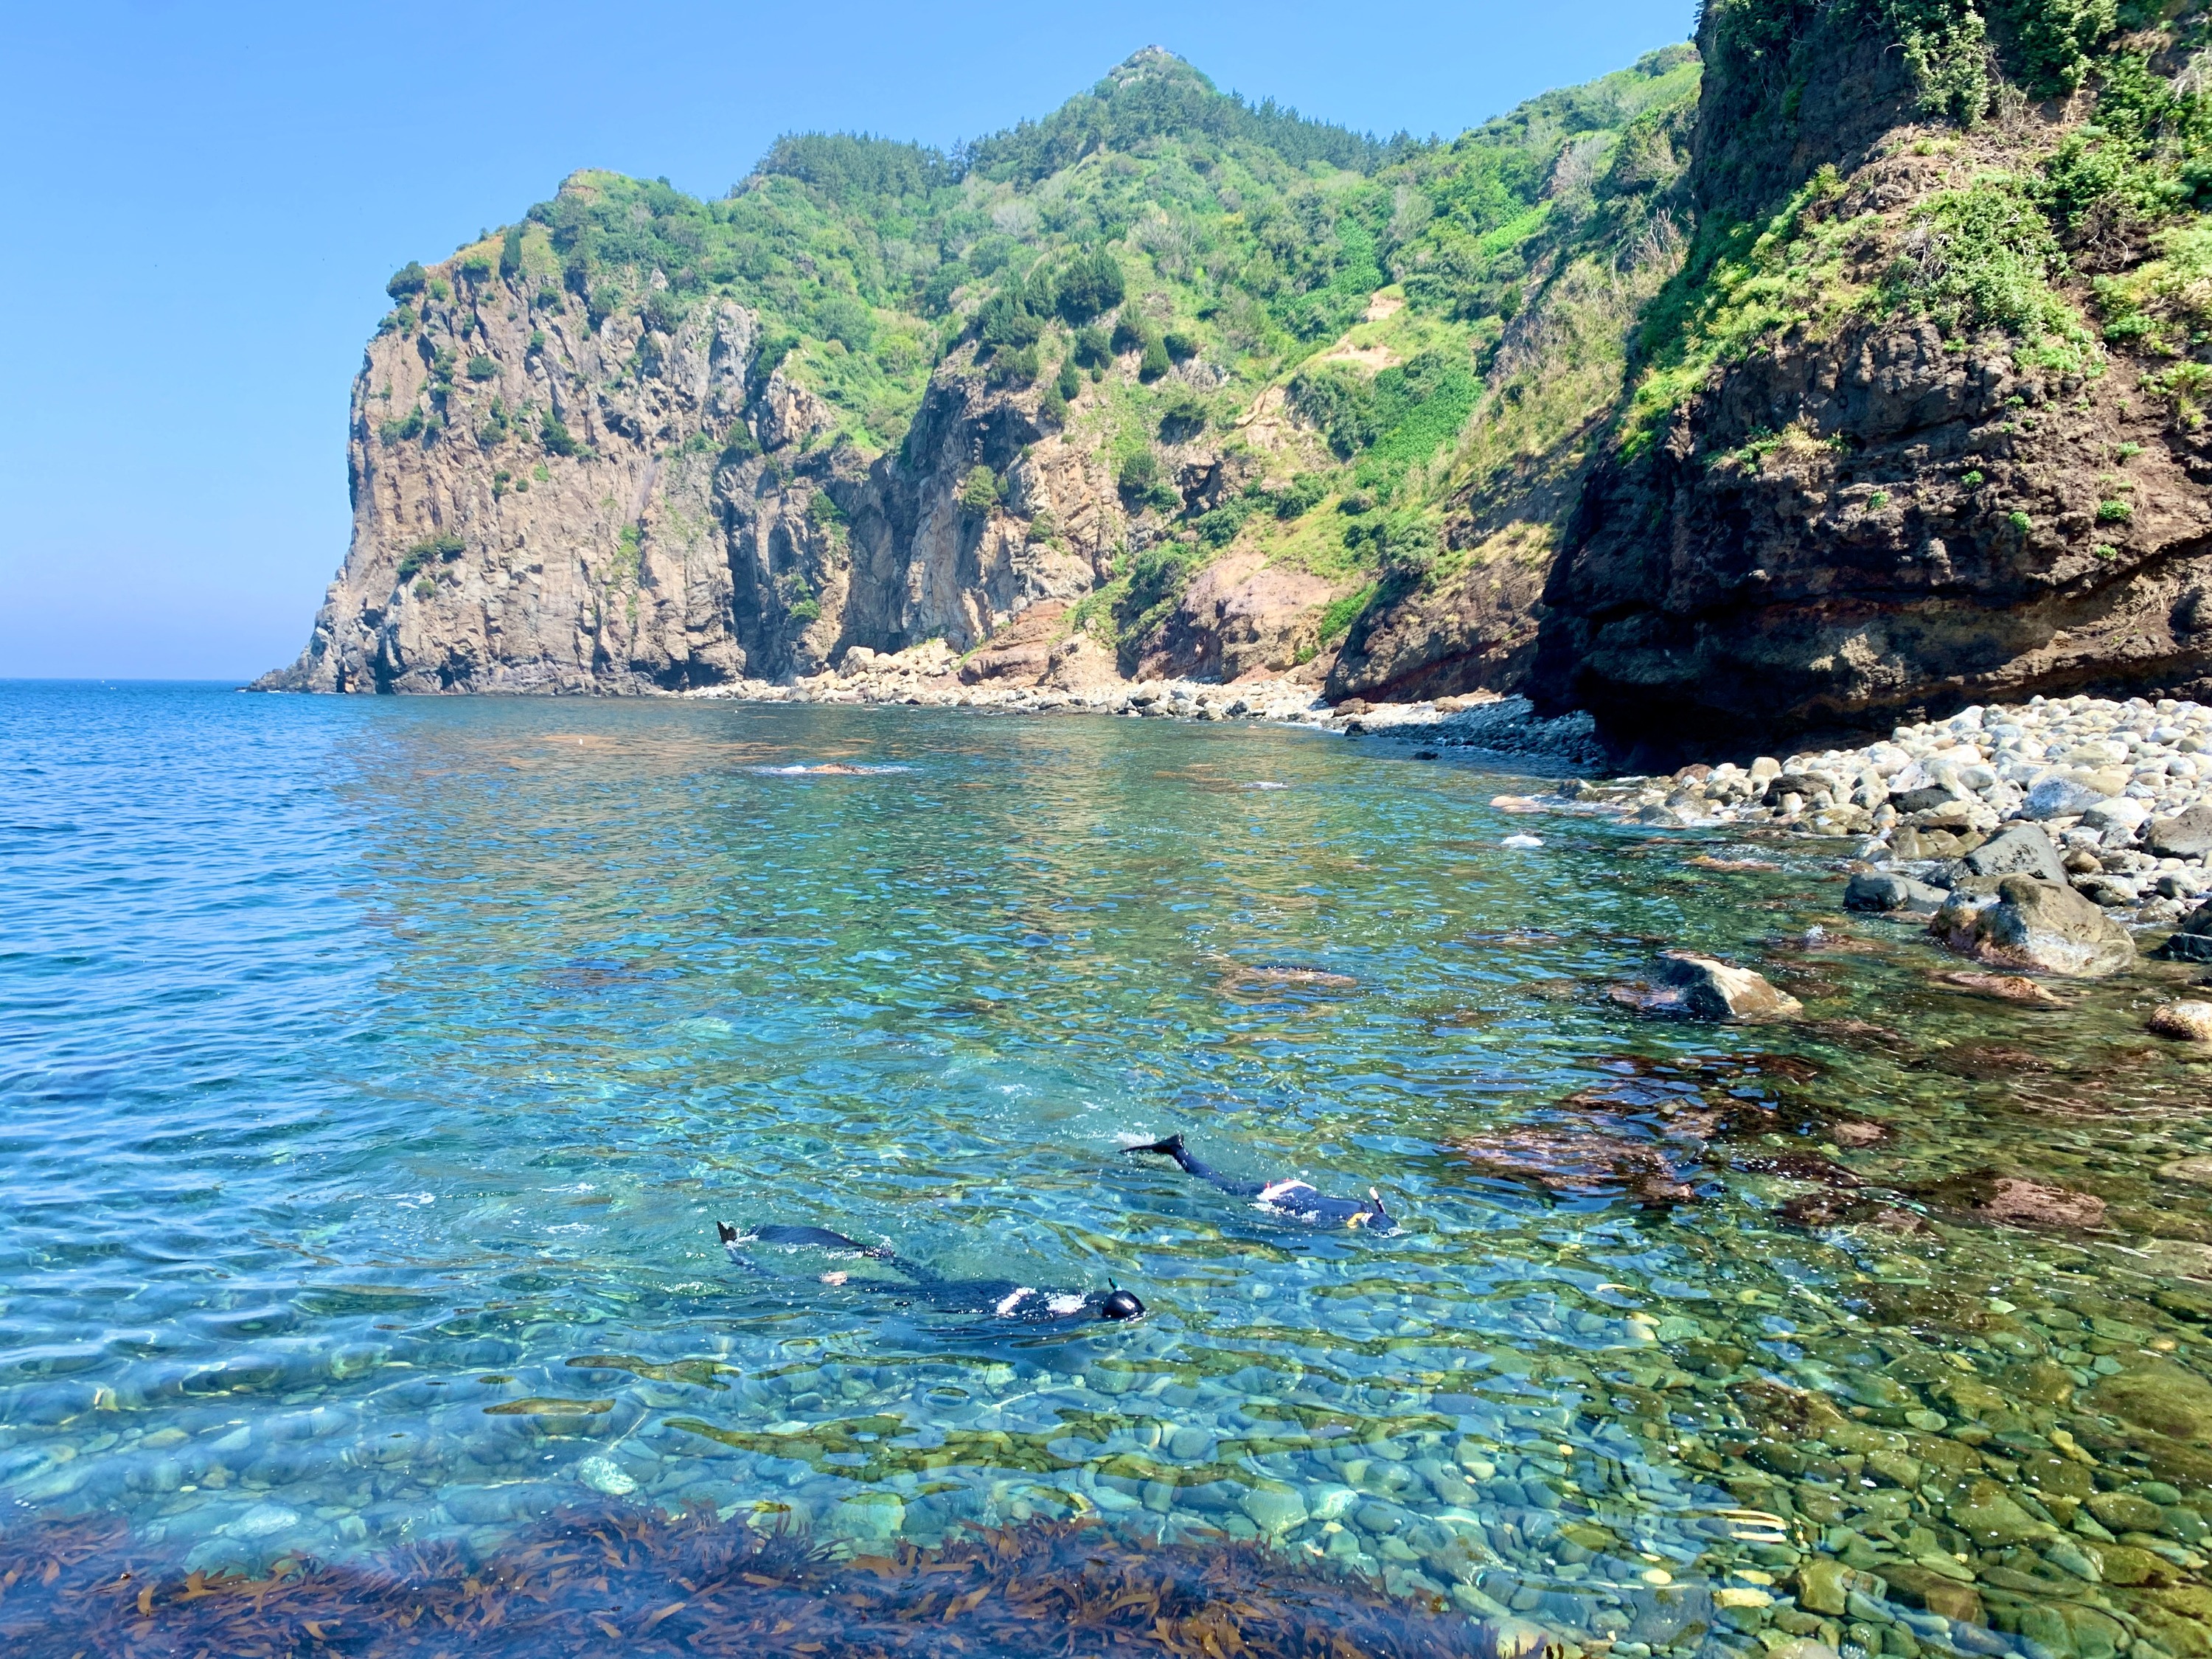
[1522,6,2212,751]
[1534,319,2212,752]
[257,271,1152,695]
[256,238,1354,698]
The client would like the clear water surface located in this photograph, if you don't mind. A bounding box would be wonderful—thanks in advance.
[8,682,2212,1659]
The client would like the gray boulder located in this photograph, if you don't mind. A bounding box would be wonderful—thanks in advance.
[1931,874,2138,977]
[2082,796,2150,838]
[1893,785,1958,815]
[2150,804,2212,860]
[2073,874,2143,908]
[1844,872,1948,913]
[2023,777,2111,820]
[2156,894,2212,963]
[1957,824,2068,886]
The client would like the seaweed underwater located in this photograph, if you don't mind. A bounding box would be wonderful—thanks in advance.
[0,1506,1501,1659]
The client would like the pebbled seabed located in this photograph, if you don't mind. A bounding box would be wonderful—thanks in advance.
[7,683,2212,1659]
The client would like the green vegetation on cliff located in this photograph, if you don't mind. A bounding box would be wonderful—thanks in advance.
[380,44,1706,661]
[1621,0,2212,446]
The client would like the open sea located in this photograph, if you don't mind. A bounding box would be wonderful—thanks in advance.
[8,681,2212,1658]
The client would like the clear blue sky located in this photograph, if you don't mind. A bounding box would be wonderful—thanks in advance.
[0,0,1694,681]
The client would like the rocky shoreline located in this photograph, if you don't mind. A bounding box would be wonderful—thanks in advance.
[697,661,2212,975]
[681,638,1612,765]
[1484,695,2212,939]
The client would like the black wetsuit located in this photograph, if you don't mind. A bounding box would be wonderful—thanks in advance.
[716,1223,1143,1327]
[1122,1133,1399,1234]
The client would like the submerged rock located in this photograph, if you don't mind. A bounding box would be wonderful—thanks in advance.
[1638,950,1804,1021]
[1931,875,2137,977]
[1237,1482,1308,1537]
[1935,970,2069,1005]
[2149,1001,2212,1042]
[2091,1360,2212,1443]
[1475,1618,1557,1659]
[1216,965,1360,998]
[1911,1168,2109,1230]
[1844,871,1947,912]
[1455,1127,1703,1208]
[2157,895,2212,963]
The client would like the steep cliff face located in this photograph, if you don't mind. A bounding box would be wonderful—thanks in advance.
[273,32,2212,734]
[1537,313,2212,753]
[262,268,1145,695]
[1526,0,2212,752]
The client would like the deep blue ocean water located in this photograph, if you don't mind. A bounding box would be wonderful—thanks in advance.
[8,681,2212,1653]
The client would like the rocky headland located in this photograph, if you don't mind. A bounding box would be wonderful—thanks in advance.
[260,4,2212,763]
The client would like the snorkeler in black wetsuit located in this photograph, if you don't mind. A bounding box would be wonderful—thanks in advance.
[1120,1133,1399,1234]
[715,1222,1144,1326]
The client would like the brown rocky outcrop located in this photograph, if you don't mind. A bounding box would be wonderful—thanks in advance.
[1135,548,1338,683]
[1326,526,1550,703]
[1531,316,2212,751]
[1520,5,2212,751]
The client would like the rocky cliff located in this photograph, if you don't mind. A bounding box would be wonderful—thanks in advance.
[258,49,1703,701]
[274,21,2212,748]
[264,274,1116,695]
[1522,0,2212,754]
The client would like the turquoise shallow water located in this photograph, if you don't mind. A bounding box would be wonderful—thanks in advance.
[13,683,2212,1659]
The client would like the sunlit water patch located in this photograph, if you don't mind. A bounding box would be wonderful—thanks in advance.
[7,684,2212,1659]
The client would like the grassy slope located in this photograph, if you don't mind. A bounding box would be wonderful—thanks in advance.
[382,46,1705,661]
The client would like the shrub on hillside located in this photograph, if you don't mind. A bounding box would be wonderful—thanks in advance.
[978,288,1043,350]
[1054,248,1127,321]
[1287,364,1379,458]
[397,532,465,579]
[987,344,1039,386]
[959,465,1001,512]
[644,291,686,335]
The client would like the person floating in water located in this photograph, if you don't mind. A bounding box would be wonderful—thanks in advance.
[715,1222,1144,1325]
[1120,1133,1399,1234]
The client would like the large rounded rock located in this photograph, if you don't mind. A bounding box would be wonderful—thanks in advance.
[1237,1481,1308,1537]
[1648,950,1803,1020]
[2025,776,2114,819]
[1930,875,2137,977]
[1957,823,2068,885]
[2083,796,2151,837]
[1911,1168,2107,1229]
[1948,1477,2057,1545]
[2151,803,2212,860]
[2149,1001,2212,1042]
[2091,1361,2212,1443]
[1845,871,1947,913]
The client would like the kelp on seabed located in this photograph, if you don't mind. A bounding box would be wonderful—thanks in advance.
[0,1506,1498,1659]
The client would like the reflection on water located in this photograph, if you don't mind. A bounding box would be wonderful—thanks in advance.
[7,684,2212,1659]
